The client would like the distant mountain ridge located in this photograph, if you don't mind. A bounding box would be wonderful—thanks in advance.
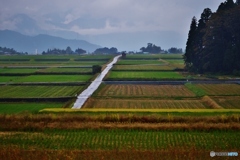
[0,30,101,54]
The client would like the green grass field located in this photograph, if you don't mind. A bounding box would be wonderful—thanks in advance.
[0,55,114,60]
[106,71,184,80]
[0,102,64,114]
[117,60,166,65]
[112,65,175,71]
[0,76,21,82]
[124,54,183,59]
[1,75,92,82]
[38,67,92,73]
[157,54,183,59]
[0,68,39,74]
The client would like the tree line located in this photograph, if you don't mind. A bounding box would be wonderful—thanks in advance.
[0,46,26,55]
[140,43,182,54]
[42,47,86,55]
[184,0,240,74]
[42,47,119,55]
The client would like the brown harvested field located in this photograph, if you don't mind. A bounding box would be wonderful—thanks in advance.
[83,98,208,109]
[94,84,196,97]
[196,84,240,95]
[212,96,240,109]
[112,65,175,71]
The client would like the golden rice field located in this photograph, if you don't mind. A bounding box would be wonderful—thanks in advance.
[94,84,196,98]
[83,98,208,109]
[196,84,240,95]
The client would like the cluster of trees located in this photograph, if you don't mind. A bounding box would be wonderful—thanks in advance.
[42,47,86,55]
[184,0,240,74]
[139,43,183,54]
[0,46,26,55]
[167,47,183,54]
[140,43,162,54]
[93,47,118,54]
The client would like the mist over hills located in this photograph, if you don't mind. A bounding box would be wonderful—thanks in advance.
[0,30,101,54]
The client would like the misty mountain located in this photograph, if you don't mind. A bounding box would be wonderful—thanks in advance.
[0,13,185,52]
[8,14,44,35]
[0,30,101,54]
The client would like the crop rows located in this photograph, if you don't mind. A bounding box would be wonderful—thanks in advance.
[0,130,238,150]
[94,84,196,97]
[38,67,92,73]
[125,54,183,59]
[0,61,107,66]
[0,68,39,74]
[212,96,240,109]
[112,65,175,71]
[196,84,240,95]
[0,68,92,74]
[116,60,166,65]
[83,98,207,109]
[0,85,83,98]
[106,71,183,80]
[0,75,92,82]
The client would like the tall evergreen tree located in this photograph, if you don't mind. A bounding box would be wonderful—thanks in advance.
[193,8,212,73]
[184,17,197,70]
[184,1,240,73]
[217,0,235,12]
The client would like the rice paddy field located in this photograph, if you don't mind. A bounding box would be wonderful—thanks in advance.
[83,98,208,109]
[0,68,39,74]
[105,71,184,80]
[38,67,92,73]
[0,102,64,114]
[195,84,240,96]
[112,65,176,71]
[0,130,238,151]
[0,75,92,82]
[0,54,240,159]
[116,60,166,65]
[0,85,83,98]
[0,55,113,67]
[93,84,196,98]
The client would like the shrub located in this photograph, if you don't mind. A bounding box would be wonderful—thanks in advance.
[92,65,102,74]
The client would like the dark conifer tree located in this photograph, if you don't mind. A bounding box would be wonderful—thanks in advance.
[193,8,212,73]
[184,17,197,70]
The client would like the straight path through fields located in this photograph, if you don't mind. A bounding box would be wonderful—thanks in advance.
[72,55,122,109]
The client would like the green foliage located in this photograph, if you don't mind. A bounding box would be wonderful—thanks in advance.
[92,65,102,74]
[42,46,86,55]
[94,47,118,54]
[140,43,162,54]
[167,47,183,54]
[0,46,24,55]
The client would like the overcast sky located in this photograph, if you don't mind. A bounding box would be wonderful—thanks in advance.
[0,0,226,51]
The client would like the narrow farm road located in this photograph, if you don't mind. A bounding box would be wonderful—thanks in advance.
[72,55,122,109]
